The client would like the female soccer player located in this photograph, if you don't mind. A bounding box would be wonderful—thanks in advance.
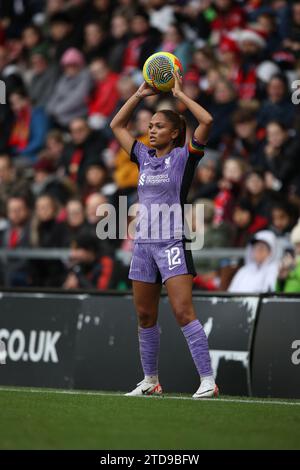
[110,71,218,398]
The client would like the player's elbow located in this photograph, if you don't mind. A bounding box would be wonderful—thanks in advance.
[204,115,213,126]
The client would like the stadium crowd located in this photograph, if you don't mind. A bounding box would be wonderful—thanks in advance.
[1,0,300,292]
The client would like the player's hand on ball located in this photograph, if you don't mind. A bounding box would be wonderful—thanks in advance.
[172,70,183,98]
[136,82,159,98]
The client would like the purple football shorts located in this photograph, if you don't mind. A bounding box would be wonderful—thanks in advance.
[129,239,196,284]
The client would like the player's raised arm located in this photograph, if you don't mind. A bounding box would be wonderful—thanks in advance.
[171,71,213,145]
[110,82,158,155]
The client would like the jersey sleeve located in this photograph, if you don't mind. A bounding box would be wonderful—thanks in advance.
[188,136,205,160]
[130,140,150,168]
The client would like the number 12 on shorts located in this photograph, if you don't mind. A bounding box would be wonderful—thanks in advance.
[165,247,182,270]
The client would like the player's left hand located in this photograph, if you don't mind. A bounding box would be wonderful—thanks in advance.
[171,70,183,98]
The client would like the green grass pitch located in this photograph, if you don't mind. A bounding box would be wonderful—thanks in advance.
[0,388,299,450]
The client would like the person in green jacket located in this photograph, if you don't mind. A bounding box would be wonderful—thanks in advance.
[276,219,300,293]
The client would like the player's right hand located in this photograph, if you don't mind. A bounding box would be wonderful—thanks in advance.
[136,81,159,98]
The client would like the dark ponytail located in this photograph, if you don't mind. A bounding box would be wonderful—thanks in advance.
[158,109,186,147]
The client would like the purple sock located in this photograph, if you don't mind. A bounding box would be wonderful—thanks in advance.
[138,324,160,377]
[181,319,213,378]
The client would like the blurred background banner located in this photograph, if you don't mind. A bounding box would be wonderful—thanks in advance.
[1,291,299,398]
[251,297,300,398]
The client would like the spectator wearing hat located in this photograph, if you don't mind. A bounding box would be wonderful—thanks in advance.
[218,35,240,84]
[228,230,279,293]
[59,117,108,188]
[28,44,59,108]
[276,218,300,293]
[8,88,49,163]
[46,48,92,129]
[234,28,267,100]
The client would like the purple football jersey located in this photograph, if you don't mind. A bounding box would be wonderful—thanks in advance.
[130,139,204,243]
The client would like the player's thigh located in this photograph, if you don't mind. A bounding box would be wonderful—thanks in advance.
[132,280,162,326]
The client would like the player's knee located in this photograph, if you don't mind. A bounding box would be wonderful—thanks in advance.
[173,303,195,327]
[136,306,156,328]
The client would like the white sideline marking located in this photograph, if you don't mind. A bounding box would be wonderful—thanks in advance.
[0,387,300,406]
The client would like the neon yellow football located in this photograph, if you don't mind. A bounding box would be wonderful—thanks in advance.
[142,52,183,93]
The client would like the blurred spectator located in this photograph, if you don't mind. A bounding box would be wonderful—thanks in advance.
[22,23,44,60]
[276,219,300,292]
[83,21,109,63]
[283,0,300,59]
[192,198,234,291]
[47,48,91,129]
[214,158,247,225]
[207,78,237,148]
[48,12,78,63]
[123,8,161,71]
[65,198,89,246]
[88,58,119,130]
[257,74,295,128]
[31,157,72,205]
[268,199,299,253]
[8,88,49,163]
[228,230,279,293]
[108,13,130,73]
[29,194,68,286]
[0,154,31,216]
[211,0,246,45]
[40,130,65,166]
[190,156,219,202]
[227,108,264,166]
[242,168,272,220]
[231,198,268,248]
[28,44,59,108]
[234,28,266,100]
[258,120,300,196]
[59,117,108,188]
[63,230,127,290]
[85,192,108,229]
[160,23,193,72]
[82,162,109,202]
[0,194,32,286]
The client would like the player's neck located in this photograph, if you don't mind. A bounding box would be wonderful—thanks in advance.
[155,143,174,158]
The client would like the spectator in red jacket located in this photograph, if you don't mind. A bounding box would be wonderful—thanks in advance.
[88,57,119,130]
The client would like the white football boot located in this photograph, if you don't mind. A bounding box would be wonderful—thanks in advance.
[125,379,163,397]
[192,377,219,399]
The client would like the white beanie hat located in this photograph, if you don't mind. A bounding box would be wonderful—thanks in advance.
[256,61,280,83]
